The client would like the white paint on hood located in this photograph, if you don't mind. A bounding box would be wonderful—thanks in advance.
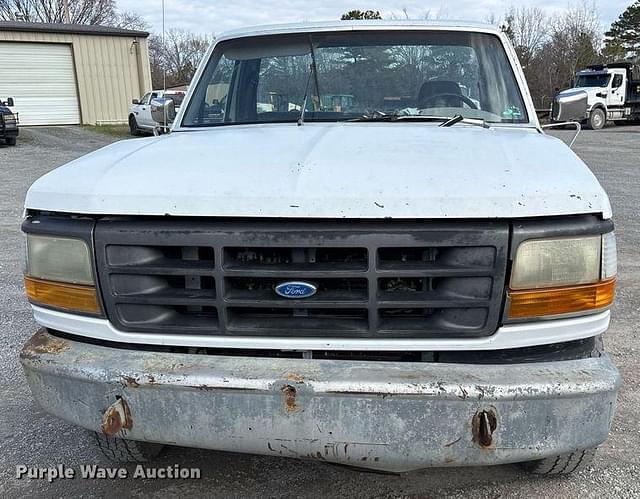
[25,122,611,219]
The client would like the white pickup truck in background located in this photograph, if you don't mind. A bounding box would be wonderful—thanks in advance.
[20,21,620,475]
[128,89,186,135]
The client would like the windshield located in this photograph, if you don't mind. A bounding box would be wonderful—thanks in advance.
[576,74,611,88]
[182,31,529,127]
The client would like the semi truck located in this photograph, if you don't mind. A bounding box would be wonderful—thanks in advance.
[19,21,620,475]
[558,62,640,129]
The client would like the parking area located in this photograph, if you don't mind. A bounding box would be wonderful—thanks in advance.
[1,126,638,498]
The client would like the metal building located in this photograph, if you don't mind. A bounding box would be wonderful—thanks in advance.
[0,21,151,125]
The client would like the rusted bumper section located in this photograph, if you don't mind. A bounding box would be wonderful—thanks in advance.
[21,329,621,472]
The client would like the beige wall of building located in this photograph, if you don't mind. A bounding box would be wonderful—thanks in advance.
[0,24,151,125]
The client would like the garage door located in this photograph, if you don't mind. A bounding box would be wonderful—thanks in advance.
[0,42,81,125]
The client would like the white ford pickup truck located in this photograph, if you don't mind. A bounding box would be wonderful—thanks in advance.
[20,21,620,474]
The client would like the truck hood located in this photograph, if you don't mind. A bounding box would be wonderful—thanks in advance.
[25,123,611,219]
[560,87,604,100]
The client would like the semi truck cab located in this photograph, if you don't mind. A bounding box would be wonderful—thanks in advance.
[560,62,640,129]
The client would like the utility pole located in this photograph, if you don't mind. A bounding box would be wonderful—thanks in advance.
[162,0,166,91]
[62,0,71,23]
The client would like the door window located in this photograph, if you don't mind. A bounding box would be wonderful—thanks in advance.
[612,74,623,88]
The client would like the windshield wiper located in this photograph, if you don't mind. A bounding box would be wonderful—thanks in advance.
[439,115,464,127]
[438,114,490,128]
[347,112,398,122]
[347,114,490,128]
[298,37,321,126]
[348,113,453,122]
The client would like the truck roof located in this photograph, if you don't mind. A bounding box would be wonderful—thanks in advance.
[216,20,502,42]
[587,62,635,71]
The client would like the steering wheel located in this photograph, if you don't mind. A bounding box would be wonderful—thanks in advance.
[420,93,478,110]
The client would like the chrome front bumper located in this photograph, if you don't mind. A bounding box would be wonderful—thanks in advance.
[21,330,621,472]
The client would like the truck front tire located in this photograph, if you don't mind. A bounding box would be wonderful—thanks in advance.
[589,108,606,130]
[5,137,16,146]
[518,447,596,475]
[129,115,141,136]
[93,432,164,462]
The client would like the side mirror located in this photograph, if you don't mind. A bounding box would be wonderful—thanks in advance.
[552,90,587,122]
[151,97,176,128]
[6,97,14,107]
[132,99,139,105]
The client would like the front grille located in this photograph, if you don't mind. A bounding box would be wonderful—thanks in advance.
[95,220,508,338]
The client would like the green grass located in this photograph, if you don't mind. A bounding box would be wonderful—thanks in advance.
[81,124,131,139]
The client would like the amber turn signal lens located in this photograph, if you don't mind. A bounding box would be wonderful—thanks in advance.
[507,278,616,319]
[24,276,102,315]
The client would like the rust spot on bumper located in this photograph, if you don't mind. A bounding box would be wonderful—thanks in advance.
[120,373,159,388]
[121,376,140,388]
[101,397,132,436]
[282,384,298,413]
[472,408,497,448]
[21,329,70,360]
[285,372,304,383]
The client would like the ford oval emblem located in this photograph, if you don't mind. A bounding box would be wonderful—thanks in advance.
[275,281,317,299]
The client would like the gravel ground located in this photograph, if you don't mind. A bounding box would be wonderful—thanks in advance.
[0,125,638,498]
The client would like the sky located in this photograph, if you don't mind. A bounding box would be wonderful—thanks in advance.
[116,0,634,36]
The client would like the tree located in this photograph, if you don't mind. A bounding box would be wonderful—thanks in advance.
[604,1,640,61]
[492,2,602,108]
[149,29,212,88]
[0,0,116,24]
[388,7,447,20]
[500,7,548,69]
[113,10,149,31]
[341,10,382,20]
[0,0,147,30]
[546,2,601,86]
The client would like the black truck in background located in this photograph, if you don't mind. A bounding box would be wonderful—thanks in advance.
[0,97,18,146]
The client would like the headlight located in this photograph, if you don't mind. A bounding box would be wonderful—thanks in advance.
[510,236,601,289]
[507,232,616,319]
[3,113,17,127]
[24,234,102,315]
[27,234,94,284]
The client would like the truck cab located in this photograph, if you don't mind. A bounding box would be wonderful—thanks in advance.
[19,21,620,475]
[560,62,640,129]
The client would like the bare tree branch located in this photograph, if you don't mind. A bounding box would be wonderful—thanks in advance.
[149,29,213,89]
[0,0,118,24]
